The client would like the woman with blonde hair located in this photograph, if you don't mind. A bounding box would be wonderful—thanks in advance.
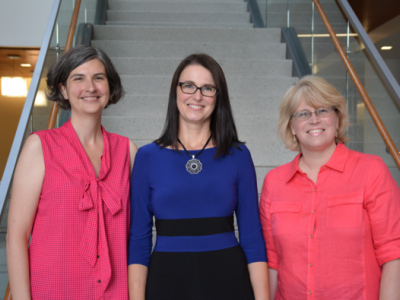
[260,75,400,299]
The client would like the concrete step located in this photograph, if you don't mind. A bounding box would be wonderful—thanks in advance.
[101,116,296,165]
[108,1,248,13]
[103,95,283,118]
[105,21,254,28]
[108,0,245,2]
[111,57,292,77]
[91,40,286,60]
[106,11,251,24]
[93,26,282,43]
[119,75,297,95]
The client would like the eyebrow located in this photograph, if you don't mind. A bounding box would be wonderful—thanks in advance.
[181,80,216,88]
[70,72,106,78]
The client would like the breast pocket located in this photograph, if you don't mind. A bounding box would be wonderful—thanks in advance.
[327,192,364,228]
[271,202,302,235]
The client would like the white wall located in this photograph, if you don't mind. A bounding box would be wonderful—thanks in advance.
[0,0,54,47]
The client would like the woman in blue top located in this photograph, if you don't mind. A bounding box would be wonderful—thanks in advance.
[128,53,269,300]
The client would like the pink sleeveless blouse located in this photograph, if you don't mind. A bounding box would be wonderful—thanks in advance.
[29,120,130,299]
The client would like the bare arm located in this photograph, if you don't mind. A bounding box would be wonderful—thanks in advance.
[128,264,148,300]
[248,262,270,300]
[6,134,45,300]
[129,140,138,175]
[268,267,277,299]
[379,258,400,300]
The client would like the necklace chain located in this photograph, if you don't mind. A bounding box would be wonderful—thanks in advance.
[177,136,212,175]
[177,135,212,158]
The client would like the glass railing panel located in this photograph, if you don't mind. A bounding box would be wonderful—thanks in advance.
[257,0,400,186]
[1,0,95,294]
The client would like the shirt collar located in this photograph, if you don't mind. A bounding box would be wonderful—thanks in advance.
[325,143,349,172]
[285,143,350,183]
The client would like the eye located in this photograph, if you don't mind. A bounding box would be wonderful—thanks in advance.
[203,86,215,92]
[316,108,329,115]
[73,76,83,81]
[95,76,105,81]
[183,83,195,90]
[297,111,310,118]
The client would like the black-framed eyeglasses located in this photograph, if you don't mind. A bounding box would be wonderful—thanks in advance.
[178,82,218,97]
[291,107,336,121]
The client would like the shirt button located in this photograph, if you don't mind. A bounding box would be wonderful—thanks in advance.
[309,263,312,267]
[98,280,101,283]
[97,255,100,258]
[310,235,313,238]
[312,211,315,214]
[314,188,316,192]
[309,291,312,295]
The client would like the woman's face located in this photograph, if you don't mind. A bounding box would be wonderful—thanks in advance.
[176,64,217,126]
[290,98,339,154]
[60,58,110,115]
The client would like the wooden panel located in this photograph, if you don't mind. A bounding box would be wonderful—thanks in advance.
[347,0,400,32]
[0,48,40,78]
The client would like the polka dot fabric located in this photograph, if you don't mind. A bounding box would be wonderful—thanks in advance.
[29,120,130,299]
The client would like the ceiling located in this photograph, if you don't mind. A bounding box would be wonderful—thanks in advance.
[347,0,400,32]
[0,48,39,78]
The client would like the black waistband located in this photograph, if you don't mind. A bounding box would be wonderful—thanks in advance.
[155,216,234,237]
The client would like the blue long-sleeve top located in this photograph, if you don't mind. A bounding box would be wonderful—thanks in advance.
[128,143,267,267]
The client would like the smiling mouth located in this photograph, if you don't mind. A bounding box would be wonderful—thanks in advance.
[188,104,203,109]
[81,97,99,101]
[307,129,324,133]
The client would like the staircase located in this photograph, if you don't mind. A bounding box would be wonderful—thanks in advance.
[91,0,297,196]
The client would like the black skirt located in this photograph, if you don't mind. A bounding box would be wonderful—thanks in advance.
[145,245,255,300]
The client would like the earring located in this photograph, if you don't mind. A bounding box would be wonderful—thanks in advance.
[293,135,296,143]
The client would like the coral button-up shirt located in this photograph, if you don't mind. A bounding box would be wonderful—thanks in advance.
[260,144,400,300]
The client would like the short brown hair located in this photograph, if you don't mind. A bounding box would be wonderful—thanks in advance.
[278,75,349,151]
[46,45,124,110]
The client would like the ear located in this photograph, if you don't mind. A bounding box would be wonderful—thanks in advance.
[59,83,68,100]
[290,120,296,136]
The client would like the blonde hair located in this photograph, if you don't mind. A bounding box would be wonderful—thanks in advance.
[278,75,349,152]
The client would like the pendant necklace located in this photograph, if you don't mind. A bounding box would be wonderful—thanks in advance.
[177,135,212,175]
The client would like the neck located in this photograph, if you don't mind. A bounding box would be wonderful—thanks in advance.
[299,142,337,172]
[70,112,103,145]
[178,121,212,150]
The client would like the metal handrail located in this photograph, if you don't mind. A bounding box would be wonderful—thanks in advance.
[313,0,400,171]
[3,1,82,298]
[247,0,265,28]
[0,0,61,225]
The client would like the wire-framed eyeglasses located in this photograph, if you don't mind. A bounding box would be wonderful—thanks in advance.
[291,107,336,121]
[178,82,218,97]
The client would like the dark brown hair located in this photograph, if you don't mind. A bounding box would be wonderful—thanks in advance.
[46,45,124,110]
[155,53,243,158]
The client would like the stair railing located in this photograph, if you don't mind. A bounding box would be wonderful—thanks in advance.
[2,1,82,298]
[313,0,400,171]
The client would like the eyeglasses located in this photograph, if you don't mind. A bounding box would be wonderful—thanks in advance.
[178,82,218,97]
[291,107,336,121]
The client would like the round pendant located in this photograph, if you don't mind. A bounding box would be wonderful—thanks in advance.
[186,158,202,174]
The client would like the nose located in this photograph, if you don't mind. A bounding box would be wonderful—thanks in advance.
[192,88,202,101]
[308,111,320,124]
[86,80,96,92]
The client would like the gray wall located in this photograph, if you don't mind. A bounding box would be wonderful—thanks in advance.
[0,0,53,47]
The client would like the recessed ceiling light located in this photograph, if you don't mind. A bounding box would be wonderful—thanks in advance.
[7,55,21,59]
[20,63,31,67]
[381,46,392,50]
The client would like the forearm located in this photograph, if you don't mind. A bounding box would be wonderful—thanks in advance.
[268,267,277,300]
[6,235,31,300]
[128,264,148,300]
[380,258,400,300]
[248,262,270,300]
